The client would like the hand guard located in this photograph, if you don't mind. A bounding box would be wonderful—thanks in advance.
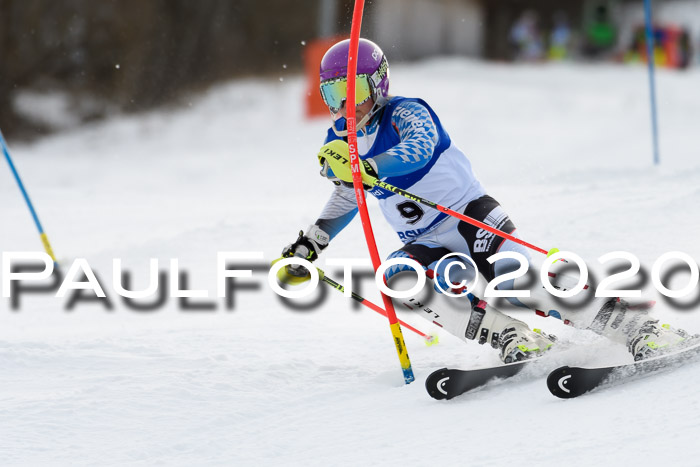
[317,139,378,188]
[279,225,330,282]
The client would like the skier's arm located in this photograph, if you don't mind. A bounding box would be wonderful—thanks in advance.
[279,185,356,282]
[371,101,439,177]
[315,184,359,240]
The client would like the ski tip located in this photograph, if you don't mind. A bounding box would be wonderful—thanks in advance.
[546,366,578,399]
[425,368,451,400]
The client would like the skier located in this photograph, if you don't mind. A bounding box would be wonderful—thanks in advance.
[279,38,692,363]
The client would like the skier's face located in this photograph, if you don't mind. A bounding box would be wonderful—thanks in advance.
[339,97,375,122]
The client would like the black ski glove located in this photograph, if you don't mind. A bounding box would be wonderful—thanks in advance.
[281,225,330,276]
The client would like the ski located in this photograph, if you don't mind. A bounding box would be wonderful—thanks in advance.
[425,339,575,400]
[547,340,700,399]
[425,359,536,400]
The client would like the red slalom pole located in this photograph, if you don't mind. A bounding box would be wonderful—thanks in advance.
[347,0,415,383]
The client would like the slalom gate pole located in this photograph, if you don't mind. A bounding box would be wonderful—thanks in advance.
[370,178,554,257]
[0,129,57,262]
[319,269,437,344]
[347,0,415,384]
[643,0,661,165]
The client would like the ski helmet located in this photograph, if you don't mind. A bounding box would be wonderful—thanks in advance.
[319,38,390,113]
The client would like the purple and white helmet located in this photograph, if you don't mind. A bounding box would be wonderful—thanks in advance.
[319,38,390,112]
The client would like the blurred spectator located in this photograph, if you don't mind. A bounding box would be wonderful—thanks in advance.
[509,10,545,62]
[548,11,573,61]
[582,4,617,58]
[624,24,693,70]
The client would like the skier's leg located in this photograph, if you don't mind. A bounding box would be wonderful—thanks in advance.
[487,231,695,360]
[519,267,695,360]
[384,241,555,363]
[436,194,694,361]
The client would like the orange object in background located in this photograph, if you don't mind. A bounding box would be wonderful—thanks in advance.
[304,36,344,118]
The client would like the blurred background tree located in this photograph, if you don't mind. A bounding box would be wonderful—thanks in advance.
[0,0,364,139]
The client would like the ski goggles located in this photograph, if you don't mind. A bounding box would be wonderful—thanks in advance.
[319,74,373,113]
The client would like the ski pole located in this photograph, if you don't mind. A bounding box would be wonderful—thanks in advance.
[318,268,437,345]
[347,0,415,384]
[368,177,554,257]
[1,129,57,262]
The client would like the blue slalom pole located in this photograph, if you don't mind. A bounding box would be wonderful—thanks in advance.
[643,0,661,165]
[1,129,57,262]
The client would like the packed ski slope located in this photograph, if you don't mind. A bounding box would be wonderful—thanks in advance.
[2,59,700,466]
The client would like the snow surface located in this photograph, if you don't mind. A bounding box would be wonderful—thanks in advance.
[2,59,700,466]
